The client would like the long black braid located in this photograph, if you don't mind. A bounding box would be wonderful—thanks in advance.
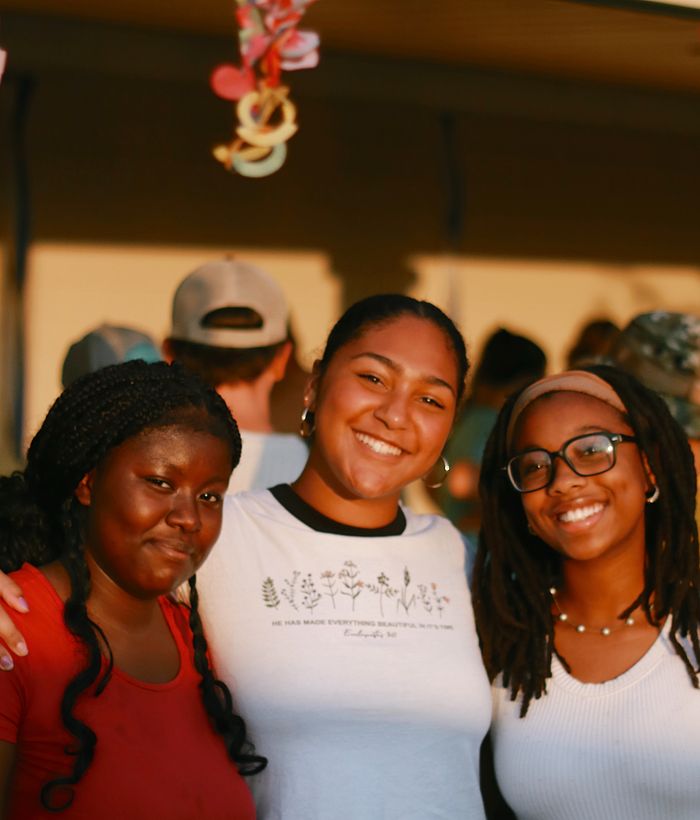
[0,360,265,810]
[472,364,700,717]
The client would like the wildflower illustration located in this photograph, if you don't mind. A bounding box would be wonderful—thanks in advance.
[397,566,415,615]
[366,571,397,617]
[320,570,338,608]
[259,562,451,620]
[281,570,301,611]
[339,560,364,611]
[431,582,450,618]
[301,573,322,611]
[417,583,432,615]
[261,577,281,609]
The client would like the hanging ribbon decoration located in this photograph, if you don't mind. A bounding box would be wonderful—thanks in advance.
[210,0,320,178]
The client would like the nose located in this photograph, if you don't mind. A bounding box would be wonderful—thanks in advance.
[166,492,201,532]
[547,454,586,495]
[374,390,410,429]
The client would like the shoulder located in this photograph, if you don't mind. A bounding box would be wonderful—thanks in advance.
[224,487,279,517]
[0,565,62,624]
[666,621,700,669]
[221,488,297,535]
[402,509,476,580]
[402,506,465,541]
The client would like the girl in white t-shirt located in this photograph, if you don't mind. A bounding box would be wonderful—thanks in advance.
[0,294,492,820]
[474,366,700,820]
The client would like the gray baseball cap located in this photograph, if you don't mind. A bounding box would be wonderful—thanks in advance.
[62,324,161,387]
[169,259,288,349]
[612,311,700,438]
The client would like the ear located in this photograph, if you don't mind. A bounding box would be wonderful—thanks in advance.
[640,452,657,494]
[303,360,321,411]
[269,340,293,382]
[161,338,175,364]
[74,471,95,506]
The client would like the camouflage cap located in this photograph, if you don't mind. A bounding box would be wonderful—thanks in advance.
[612,311,700,438]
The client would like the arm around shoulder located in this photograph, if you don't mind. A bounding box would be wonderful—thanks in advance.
[0,573,29,669]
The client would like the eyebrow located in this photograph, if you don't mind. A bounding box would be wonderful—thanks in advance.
[516,425,621,451]
[350,352,456,395]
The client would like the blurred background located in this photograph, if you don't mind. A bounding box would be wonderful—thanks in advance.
[1,0,700,469]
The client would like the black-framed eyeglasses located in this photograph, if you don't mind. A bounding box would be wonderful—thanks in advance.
[504,431,638,493]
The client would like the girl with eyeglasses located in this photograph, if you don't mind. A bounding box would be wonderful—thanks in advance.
[474,365,700,820]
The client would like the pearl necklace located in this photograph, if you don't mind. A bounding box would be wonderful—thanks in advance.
[549,587,636,637]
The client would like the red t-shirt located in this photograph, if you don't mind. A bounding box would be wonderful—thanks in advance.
[0,564,256,819]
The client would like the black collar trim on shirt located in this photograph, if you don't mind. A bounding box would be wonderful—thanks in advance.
[269,484,407,537]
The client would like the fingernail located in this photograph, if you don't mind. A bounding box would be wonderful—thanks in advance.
[0,655,14,671]
[15,641,27,656]
[17,597,29,613]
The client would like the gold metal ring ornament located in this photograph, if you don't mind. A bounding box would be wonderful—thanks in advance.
[236,86,298,148]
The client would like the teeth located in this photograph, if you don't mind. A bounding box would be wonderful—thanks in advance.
[355,432,401,456]
[558,503,603,524]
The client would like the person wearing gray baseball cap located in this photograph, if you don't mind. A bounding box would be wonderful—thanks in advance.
[611,310,700,519]
[163,259,308,493]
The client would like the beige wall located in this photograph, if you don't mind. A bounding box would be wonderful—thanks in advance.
[23,244,700,454]
[410,256,700,372]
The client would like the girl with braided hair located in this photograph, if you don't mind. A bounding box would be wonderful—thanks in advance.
[0,359,264,818]
[0,295,491,820]
[475,365,700,819]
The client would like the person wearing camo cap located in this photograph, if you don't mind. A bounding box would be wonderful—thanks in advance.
[612,310,700,519]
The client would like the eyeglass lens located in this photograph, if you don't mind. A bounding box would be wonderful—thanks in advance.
[509,433,615,492]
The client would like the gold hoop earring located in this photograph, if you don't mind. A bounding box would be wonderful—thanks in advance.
[299,407,315,439]
[646,485,660,504]
[423,454,450,489]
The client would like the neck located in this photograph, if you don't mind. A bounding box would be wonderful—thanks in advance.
[557,542,646,622]
[216,377,275,433]
[292,463,401,529]
[84,555,162,633]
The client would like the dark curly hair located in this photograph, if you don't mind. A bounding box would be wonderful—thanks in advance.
[473,364,700,717]
[317,293,469,403]
[0,359,265,810]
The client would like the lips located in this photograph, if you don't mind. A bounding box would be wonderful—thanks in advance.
[557,502,604,524]
[151,541,194,562]
[548,499,607,534]
[354,431,403,457]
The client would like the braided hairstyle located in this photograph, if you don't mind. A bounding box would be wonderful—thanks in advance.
[472,364,700,717]
[0,360,265,810]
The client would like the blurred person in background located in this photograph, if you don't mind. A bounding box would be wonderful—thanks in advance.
[438,328,546,546]
[270,329,311,434]
[565,318,620,369]
[163,260,308,493]
[611,311,700,521]
[61,324,161,387]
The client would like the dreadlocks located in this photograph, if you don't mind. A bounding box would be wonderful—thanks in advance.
[472,364,700,717]
[0,360,265,810]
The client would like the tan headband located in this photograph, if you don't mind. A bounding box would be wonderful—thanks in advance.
[506,370,627,448]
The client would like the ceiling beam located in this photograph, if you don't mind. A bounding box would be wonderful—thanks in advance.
[2,11,700,135]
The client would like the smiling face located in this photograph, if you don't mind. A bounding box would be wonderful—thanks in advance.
[76,425,232,599]
[304,315,460,504]
[512,391,651,566]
